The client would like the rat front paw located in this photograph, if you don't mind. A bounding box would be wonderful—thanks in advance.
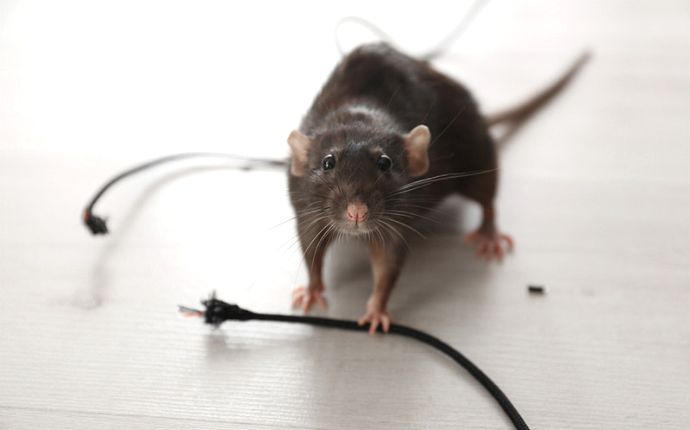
[291,286,327,312]
[464,229,514,262]
[358,308,392,334]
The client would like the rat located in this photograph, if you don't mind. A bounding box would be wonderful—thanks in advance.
[287,43,589,333]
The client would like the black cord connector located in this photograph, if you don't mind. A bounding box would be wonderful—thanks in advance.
[82,211,109,235]
[181,292,530,430]
[200,292,256,325]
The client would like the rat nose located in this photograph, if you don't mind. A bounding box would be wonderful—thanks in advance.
[346,202,368,223]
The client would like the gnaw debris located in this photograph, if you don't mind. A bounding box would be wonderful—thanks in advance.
[528,285,545,294]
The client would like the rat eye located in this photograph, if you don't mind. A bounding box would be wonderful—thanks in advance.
[377,154,393,172]
[322,154,336,170]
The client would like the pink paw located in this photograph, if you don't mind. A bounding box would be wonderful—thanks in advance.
[358,308,392,334]
[292,286,327,312]
[464,230,514,262]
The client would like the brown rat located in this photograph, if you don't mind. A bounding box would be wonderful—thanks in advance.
[287,43,588,332]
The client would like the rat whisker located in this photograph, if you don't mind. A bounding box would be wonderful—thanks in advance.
[302,223,332,268]
[374,227,384,247]
[280,237,303,257]
[378,226,388,247]
[429,104,468,147]
[395,169,494,191]
[385,198,440,209]
[419,99,436,125]
[374,221,392,244]
[312,171,339,195]
[279,230,307,256]
[310,223,336,270]
[377,219,409,249]
[299,211,328,226]
[386,209,441,225]
[299,208,330,219]
[272,205,328,230]
[382,215,426,239]
[279,215,331,254]
[289,222,329,277]
[301,214,332,238]
[372,170,388,187]
[387,169,497,197]
[290,215,330,249]
[400,205,449,218]
[267,215,297,231]
[386,198,447,212]
[385,85,402,109]
[383,210,416,219]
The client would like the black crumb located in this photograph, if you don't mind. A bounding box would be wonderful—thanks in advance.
[528,285,545,294]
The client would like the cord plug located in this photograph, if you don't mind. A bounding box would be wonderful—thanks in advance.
[83,211,109,235]
[201,292,255,326]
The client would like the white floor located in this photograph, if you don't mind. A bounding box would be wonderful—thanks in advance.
[1,1,689,429]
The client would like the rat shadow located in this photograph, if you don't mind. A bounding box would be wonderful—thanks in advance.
[323,198,495,319]
[197,198,505,426]
[80,165,249,309]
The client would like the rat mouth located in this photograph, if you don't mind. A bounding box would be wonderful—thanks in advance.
[337,220,375,236]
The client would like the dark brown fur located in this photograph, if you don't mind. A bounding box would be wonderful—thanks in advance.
[286,43,588,328]
[287,43,500,327]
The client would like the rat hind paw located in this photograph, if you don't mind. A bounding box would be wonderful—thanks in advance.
[291,286,327,312]
[358,309,392,334]
[464,229,514,262]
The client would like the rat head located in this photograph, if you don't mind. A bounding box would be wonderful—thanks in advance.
[287,124,431,237]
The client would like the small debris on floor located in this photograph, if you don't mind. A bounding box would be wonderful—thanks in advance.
[528,285,545,294]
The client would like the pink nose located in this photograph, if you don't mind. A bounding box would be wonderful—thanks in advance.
[346,202,368,223]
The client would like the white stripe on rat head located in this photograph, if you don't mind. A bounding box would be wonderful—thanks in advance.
[346,104,377,116]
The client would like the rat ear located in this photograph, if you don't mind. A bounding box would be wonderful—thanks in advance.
[287,130,312,176]
[403,125,431,177]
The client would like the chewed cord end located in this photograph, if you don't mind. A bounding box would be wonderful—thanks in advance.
[83,211,109,235]
[179,292,256,326]
[178,305,204,318]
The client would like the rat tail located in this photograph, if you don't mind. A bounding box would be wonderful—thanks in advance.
[485,51,591,128]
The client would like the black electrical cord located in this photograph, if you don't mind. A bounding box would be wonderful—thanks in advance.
[180,292,530,430]
[81,152,287,235]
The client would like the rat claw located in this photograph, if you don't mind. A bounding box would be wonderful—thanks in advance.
[493,242,504,262]
[501,234,514,250]
[291,289,305,307]
[465,229,514,262]
[464,231,479,244]
[477,241,490,257]
[358,308,393,334]
[292,286,327,313]
[291,287,308,307]
[381,314,391,332]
